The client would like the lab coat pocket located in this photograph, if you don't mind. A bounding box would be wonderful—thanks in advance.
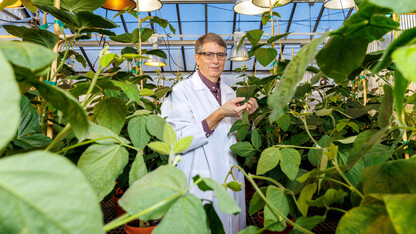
[189,170,214,203]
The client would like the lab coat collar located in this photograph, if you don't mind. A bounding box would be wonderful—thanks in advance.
[192,71,233,95]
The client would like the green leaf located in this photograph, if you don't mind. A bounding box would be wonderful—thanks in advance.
[119,165,187,220]
[17,96,40,137]
[111,80,142,105]
[87,121,130,145]
[336,205,395,234]
[146,49,167,59]
[377,85,393,128]
[239,226,261,234]
[110,33,133,43]
[129,152,148,187]
[297,183,317,217]
[277,114,291,132]
[225,181,243,192]
[229,119,245,134]
[146,115,166,141]
[3,26,59,49]
[0,51,20,150]
[345,159,364,186]
[362,144,392,167]
[153,194,209,234]
[0,41,56,72]
[140,28,154,42]
[369,0,416,13]
[14,134,52,149]
[21,0,37,12]
[78,144,129,201]
[347,122,360,133]
[237,125,250,141]
[373,27,416,73]
[362,158,416,195]
[337,121,348,132]
[99,53,117,68]
[2,25,28,38]
[393,44,416,83]
[383,194,416,234]
[268,34,328,122]
[163,123,177,147]
[394,70,409,121]
[94,97,127,135]
[308,135,332,167]
[336,136,357,144]
[264,186,289,231]
[315,108,333,117]
[31,81,89,140]
[307,188,347,207]
[246,30,264,46]
[236,86,257,104]
[249,187,267,216]
[200,178,241,214]
[128,116,151,150]
[139,88,155,96]
[280,148,301,180]
[0,151,103,234]
[204,203,225,234]
[257,147,281,175]
[242,109,249,124]
[32,0,106,13]
[148,141,170,155]
[267,33,291,44]
[251,128,261,150]
[230,142,256,157]
[347,129,385,170]
[174,136,193,154]
[254,48,277,67]
[291,216,325,234]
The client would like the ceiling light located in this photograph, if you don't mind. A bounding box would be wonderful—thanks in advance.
[324,0,355,9]
[135,0,162,12]
[252,0,292,8]
[102,0,136,11]
[229,31,250,62]
[0,0,22,8]
[144,37,166,67]
[233,0,269,15]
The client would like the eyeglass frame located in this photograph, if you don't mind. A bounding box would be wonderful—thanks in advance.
[196,51,227,60]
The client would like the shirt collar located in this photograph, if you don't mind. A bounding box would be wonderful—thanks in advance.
[198,70,220,91]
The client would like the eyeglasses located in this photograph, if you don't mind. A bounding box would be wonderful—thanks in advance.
[197,52,227,60]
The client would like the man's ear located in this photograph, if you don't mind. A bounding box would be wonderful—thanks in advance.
[194,53,199,66]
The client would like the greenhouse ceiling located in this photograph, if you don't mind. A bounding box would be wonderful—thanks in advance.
[0,0,355,76]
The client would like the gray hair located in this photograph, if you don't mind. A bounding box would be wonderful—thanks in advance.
[195,33,227,53]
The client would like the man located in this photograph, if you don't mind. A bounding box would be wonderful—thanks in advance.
[161,33,258,233]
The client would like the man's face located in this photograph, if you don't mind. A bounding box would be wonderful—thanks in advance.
[195,42,226,82]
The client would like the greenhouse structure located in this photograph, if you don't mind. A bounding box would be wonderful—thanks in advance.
[0,0,415,233]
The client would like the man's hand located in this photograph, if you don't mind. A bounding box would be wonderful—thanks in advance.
[219,97,247,118]
[246,98,259,116]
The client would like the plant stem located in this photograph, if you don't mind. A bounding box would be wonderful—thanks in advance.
[44,124,71,151]
[328,207,347,213]
[231,165,313,234]
[54,137,115,154]
[332,159,364,198]
[300,116,320,148]
[274,145,319,150]
[81,67,102,107]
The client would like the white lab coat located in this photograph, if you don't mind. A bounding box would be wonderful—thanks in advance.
[161,72,246,233]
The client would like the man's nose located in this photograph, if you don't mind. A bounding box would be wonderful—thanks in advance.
[212,54,219,63]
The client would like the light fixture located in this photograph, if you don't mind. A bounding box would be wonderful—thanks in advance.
[229,31,250,62]
[0,0,22,8]
[252,0,292,8]
[323,0,355,9]
[144,37,166,67]
[102,0,135,11]
[233,0,269,15]
[135,0,162,12]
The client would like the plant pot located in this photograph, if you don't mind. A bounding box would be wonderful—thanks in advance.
[124,223,156,234]
[112,195,126,217]
[257,211,294,234]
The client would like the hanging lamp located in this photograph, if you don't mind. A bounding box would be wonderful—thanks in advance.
[252,0,292,8]
[233,0,268,15]
[324,0,355,9]
[0,0,22,8]
[144,37,166,67]
[135,0,162,12]
[229,31,250,62]
[102,0,135,11]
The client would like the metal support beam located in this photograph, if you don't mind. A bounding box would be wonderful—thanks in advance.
[205,3,208,34]
[120,14,128,33]
[229,12,237,71]
[279,2,297,60]
[78,47,96,73]
[311,4,325,39]
[345,8,354,20]
[176,4,187,72]
[1,9,21,20]
[19,8,30,18]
